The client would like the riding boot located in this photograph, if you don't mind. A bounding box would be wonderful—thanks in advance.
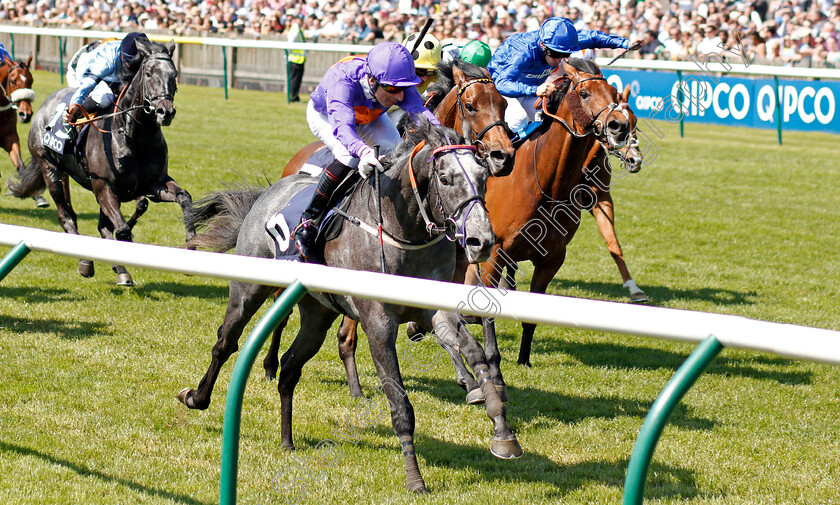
[293,158,353,260]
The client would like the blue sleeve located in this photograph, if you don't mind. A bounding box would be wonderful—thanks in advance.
[490,48,539,97]
[577,29,629,50]
[0,42,10,61]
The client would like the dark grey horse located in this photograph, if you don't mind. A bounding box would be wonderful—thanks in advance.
[8,37,194,286]
[177,120,522,493]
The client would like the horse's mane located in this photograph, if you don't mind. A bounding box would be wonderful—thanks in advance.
[423,59,488,112]
[117,37,174,86]
[382,117,465,172]
[545,58,602,120]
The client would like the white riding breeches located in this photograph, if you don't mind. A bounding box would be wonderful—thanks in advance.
[504,95,541,134]
[306,101,401,167]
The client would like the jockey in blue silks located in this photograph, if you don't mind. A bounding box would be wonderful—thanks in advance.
[63,32,148,124]
[0,42,12,62]
[487,17,640,138]
[294,41,441,260]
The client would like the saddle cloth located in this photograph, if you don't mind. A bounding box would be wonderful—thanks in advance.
[42,92,89,156]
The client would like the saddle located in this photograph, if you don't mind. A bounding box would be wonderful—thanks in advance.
[266,150,362,263]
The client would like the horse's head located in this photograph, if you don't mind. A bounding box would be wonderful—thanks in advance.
[450,61,515,177]
[134,39,178,126]
[613,84,643,173]
[1,54,35,123]
[394,120,495,263]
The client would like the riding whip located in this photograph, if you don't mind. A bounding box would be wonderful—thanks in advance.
[372,145,387,274]
[607,40,643,66]
[410,18,435,55]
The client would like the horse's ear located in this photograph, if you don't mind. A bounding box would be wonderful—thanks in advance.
[481,67,491,79]
[620,84,631,103]
[167,40,176,57]
[452,62,467,86]
[562,60,582,81]
[25,54,33,67]
[2,53,12,66]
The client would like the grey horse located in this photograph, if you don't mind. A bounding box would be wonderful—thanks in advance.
[177,120,522,493]
[8,37,194,286]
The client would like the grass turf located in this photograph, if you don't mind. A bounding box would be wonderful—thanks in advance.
[0,69,839,505]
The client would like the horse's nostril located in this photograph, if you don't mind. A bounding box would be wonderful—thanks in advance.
[608,119,626,133]
[490,150,506,161]
[465,237,482,248]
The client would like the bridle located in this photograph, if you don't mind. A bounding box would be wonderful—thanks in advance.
[443,77,512,164]
[0,61,34,112]
[407,139,485,246]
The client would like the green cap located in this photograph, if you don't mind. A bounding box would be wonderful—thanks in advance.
[460,40,492,67]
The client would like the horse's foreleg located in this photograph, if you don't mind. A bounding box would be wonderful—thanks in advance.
[336,316,363,398]
[263,288,290,380]
[361,311,428,493]
[276,297,336,451]
[590,191,649,303]
[126,196,149,230]
[97,209,133,286]
[430,311,521,461]
[519,255,566,367]
[150,179,195,244]
[179,281,278,411]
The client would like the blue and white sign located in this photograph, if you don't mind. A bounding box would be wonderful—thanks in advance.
[603,69,840,134]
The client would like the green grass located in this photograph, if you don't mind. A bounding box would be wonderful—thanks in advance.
[1,69,839,505]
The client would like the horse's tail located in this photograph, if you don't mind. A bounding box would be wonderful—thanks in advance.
[6,158,46,199]
[184,185,265,252]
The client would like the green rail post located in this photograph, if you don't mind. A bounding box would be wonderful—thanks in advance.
[219,280,308,505]
[10,34,14,59]
[58,36,65,85]
[284,49,290,104]
[0,242,31,282]
[623,334,723,505]
[676,70,684,138]
[773,75,782,145]
[222,46,228,100]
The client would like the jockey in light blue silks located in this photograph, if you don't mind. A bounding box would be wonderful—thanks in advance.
[487,17,639,138]
[294,41,441,260]
[63,32,148,124]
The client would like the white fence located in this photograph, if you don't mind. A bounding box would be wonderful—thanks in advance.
[2,222,839,365]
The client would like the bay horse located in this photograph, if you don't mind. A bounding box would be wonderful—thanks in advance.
[268,59,515,399]
[178,120,522,493]
[8,38,194,286]
[0,54,47,207]
[468,58,640,368]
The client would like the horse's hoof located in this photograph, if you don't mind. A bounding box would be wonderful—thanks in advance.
[518,360,532,368]
[33,195,49,208]
[466,387,485,405]
[78,259,94,278]
[116,273,134,287]
[491,436,523,460]
[630,291,650,304]
[465,384,508,404]
[177,387,194,408]
[407,480,429,494]
[281,442,296,452]
[406,321,425,341]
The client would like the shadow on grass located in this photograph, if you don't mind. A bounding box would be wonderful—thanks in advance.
[134,281,229,300]
[0,314,110,340]
[0,206,100,221]
[0,286,77,303]
[398,376,715,431]
[0,440,211,505]
[287,430,706,501]
[524,339,811,386]
[546,278,758,306]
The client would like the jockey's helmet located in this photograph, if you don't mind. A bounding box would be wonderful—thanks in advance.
[120,32,149,66]
[539,17,581,54]
[402,32,442,71]
[460,40,492,67]
[366,42,421,88]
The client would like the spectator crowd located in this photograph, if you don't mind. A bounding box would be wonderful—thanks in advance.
[2,0,839,67]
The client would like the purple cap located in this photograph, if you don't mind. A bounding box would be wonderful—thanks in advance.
[366,42,421,87]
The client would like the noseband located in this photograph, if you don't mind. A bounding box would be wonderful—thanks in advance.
[0,62,33,112]
[454,78,513,162]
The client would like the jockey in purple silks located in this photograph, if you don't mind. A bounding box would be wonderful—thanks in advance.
[294,41,441,260]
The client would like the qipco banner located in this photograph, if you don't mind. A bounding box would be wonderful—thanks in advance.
[603,69,839,134]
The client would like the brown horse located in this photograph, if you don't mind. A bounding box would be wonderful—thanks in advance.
[0,55,46,207]
[266,60,515,396]
[467,58,638,368]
